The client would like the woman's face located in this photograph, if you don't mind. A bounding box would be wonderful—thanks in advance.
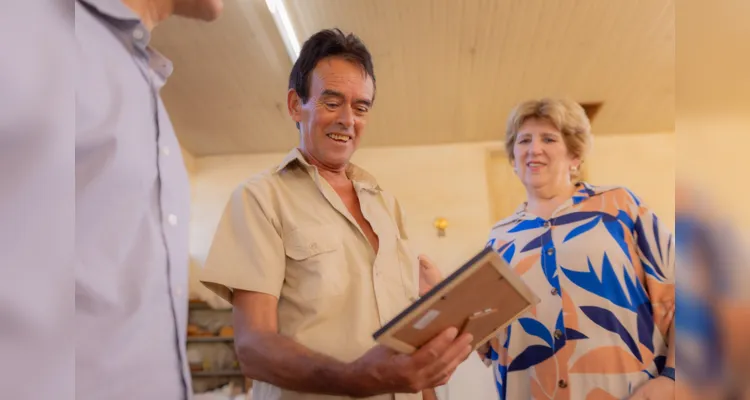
[513,118,580,190]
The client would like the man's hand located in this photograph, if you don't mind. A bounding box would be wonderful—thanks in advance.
[475,340,492,367]
[348,327,473,396]
[421,388,439,400]
[418,254,443,296]
[627,376,675,400]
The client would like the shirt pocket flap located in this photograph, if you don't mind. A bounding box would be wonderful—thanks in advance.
[284,225,341,260]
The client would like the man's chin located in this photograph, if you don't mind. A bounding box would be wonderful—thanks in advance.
[174,0,224,21]
[323,149,356,169]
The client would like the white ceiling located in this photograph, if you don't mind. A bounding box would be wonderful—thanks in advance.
[152,0,675,157]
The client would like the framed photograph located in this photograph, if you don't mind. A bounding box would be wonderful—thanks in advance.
[373,246,540,354]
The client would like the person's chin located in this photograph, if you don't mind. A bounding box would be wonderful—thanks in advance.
[524,175,548,188]
[175,0,224,21]
[328,142,355,158]
[329,152,353,166]
[318,148,353,167]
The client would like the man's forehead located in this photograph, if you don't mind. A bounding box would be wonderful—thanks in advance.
[310,59,374,94]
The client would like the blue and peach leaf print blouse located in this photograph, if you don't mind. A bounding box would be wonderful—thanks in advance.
[481,182,675,400]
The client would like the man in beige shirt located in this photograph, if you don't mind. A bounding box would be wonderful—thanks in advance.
[199,29,471,400]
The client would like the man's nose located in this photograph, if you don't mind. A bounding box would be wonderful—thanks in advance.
[336,104,355,129]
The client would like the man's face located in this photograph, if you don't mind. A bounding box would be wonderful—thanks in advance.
[289,57,375,169]
[173,0,223,21]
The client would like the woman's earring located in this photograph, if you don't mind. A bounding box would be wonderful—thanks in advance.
[570,165,579,173]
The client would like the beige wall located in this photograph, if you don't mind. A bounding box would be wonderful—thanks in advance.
[189,132,675,268]
[186,131,674,399]
[587,132,675,229]
[678,114,750,228]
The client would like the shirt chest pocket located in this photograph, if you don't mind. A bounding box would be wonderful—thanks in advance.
[283,225,349,301]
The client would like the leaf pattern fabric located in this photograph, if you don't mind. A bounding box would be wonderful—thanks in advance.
[481,183,675,400]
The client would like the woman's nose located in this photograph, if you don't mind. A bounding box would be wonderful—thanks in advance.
[528,138,543,154]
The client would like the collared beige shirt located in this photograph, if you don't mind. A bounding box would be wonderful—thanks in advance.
[199,148,422,400]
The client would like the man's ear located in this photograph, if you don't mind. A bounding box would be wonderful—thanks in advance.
[287,89,302,124]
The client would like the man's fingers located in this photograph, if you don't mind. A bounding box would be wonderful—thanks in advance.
[475,341,491,364]
[410,327,459,368]
[476,341,489,354]
[405,327,472,391]
[425,344,472,388]
[421,336,473,382]
[418,254,433,266]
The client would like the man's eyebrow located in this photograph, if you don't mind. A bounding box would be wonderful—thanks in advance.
[321,89,345,99]
[321,89,373,107]
[354,98,373,107]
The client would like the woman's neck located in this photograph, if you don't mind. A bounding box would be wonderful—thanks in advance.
[525,182,578,219]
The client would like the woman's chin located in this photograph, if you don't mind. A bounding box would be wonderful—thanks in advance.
[523,176,549,189]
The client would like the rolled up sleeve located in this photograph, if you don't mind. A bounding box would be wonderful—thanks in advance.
[199,183,285,303]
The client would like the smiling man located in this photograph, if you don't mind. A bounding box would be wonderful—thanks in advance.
[198,29,472,400]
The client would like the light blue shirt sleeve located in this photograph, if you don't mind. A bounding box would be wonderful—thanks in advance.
[0,1,75,399]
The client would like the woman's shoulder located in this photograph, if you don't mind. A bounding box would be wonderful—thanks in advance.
[487,183,644,234]
[579,182,644,206]
[489,203,527,234]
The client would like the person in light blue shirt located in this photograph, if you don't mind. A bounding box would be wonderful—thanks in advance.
[75,0,221,399]
[0,2,74,399]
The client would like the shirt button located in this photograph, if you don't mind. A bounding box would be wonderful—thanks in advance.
[132,28,145,40]
[558,379,568,388]
[553,329,563,339]
[546,248,555,256]
[162,146,171,156]
[167,214,178,226]
[551,288,559,296]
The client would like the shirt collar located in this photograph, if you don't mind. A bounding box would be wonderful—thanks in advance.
[493,181,602,227]
[276,148,382,192]
[79,0,172,79]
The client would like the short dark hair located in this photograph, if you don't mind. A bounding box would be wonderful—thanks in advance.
[289,28,376,106]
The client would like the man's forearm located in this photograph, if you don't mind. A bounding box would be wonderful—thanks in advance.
[235,331,368,396]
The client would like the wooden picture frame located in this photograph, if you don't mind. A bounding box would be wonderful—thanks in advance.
[373,247,540,354]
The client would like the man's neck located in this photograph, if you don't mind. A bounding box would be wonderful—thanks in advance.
[318,169,351,191]
[121,0,173,30]
[297,148,350,187]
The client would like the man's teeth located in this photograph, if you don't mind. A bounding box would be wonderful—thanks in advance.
[328,134,350,142]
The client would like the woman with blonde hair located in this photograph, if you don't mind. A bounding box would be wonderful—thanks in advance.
[478,98,675,399]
